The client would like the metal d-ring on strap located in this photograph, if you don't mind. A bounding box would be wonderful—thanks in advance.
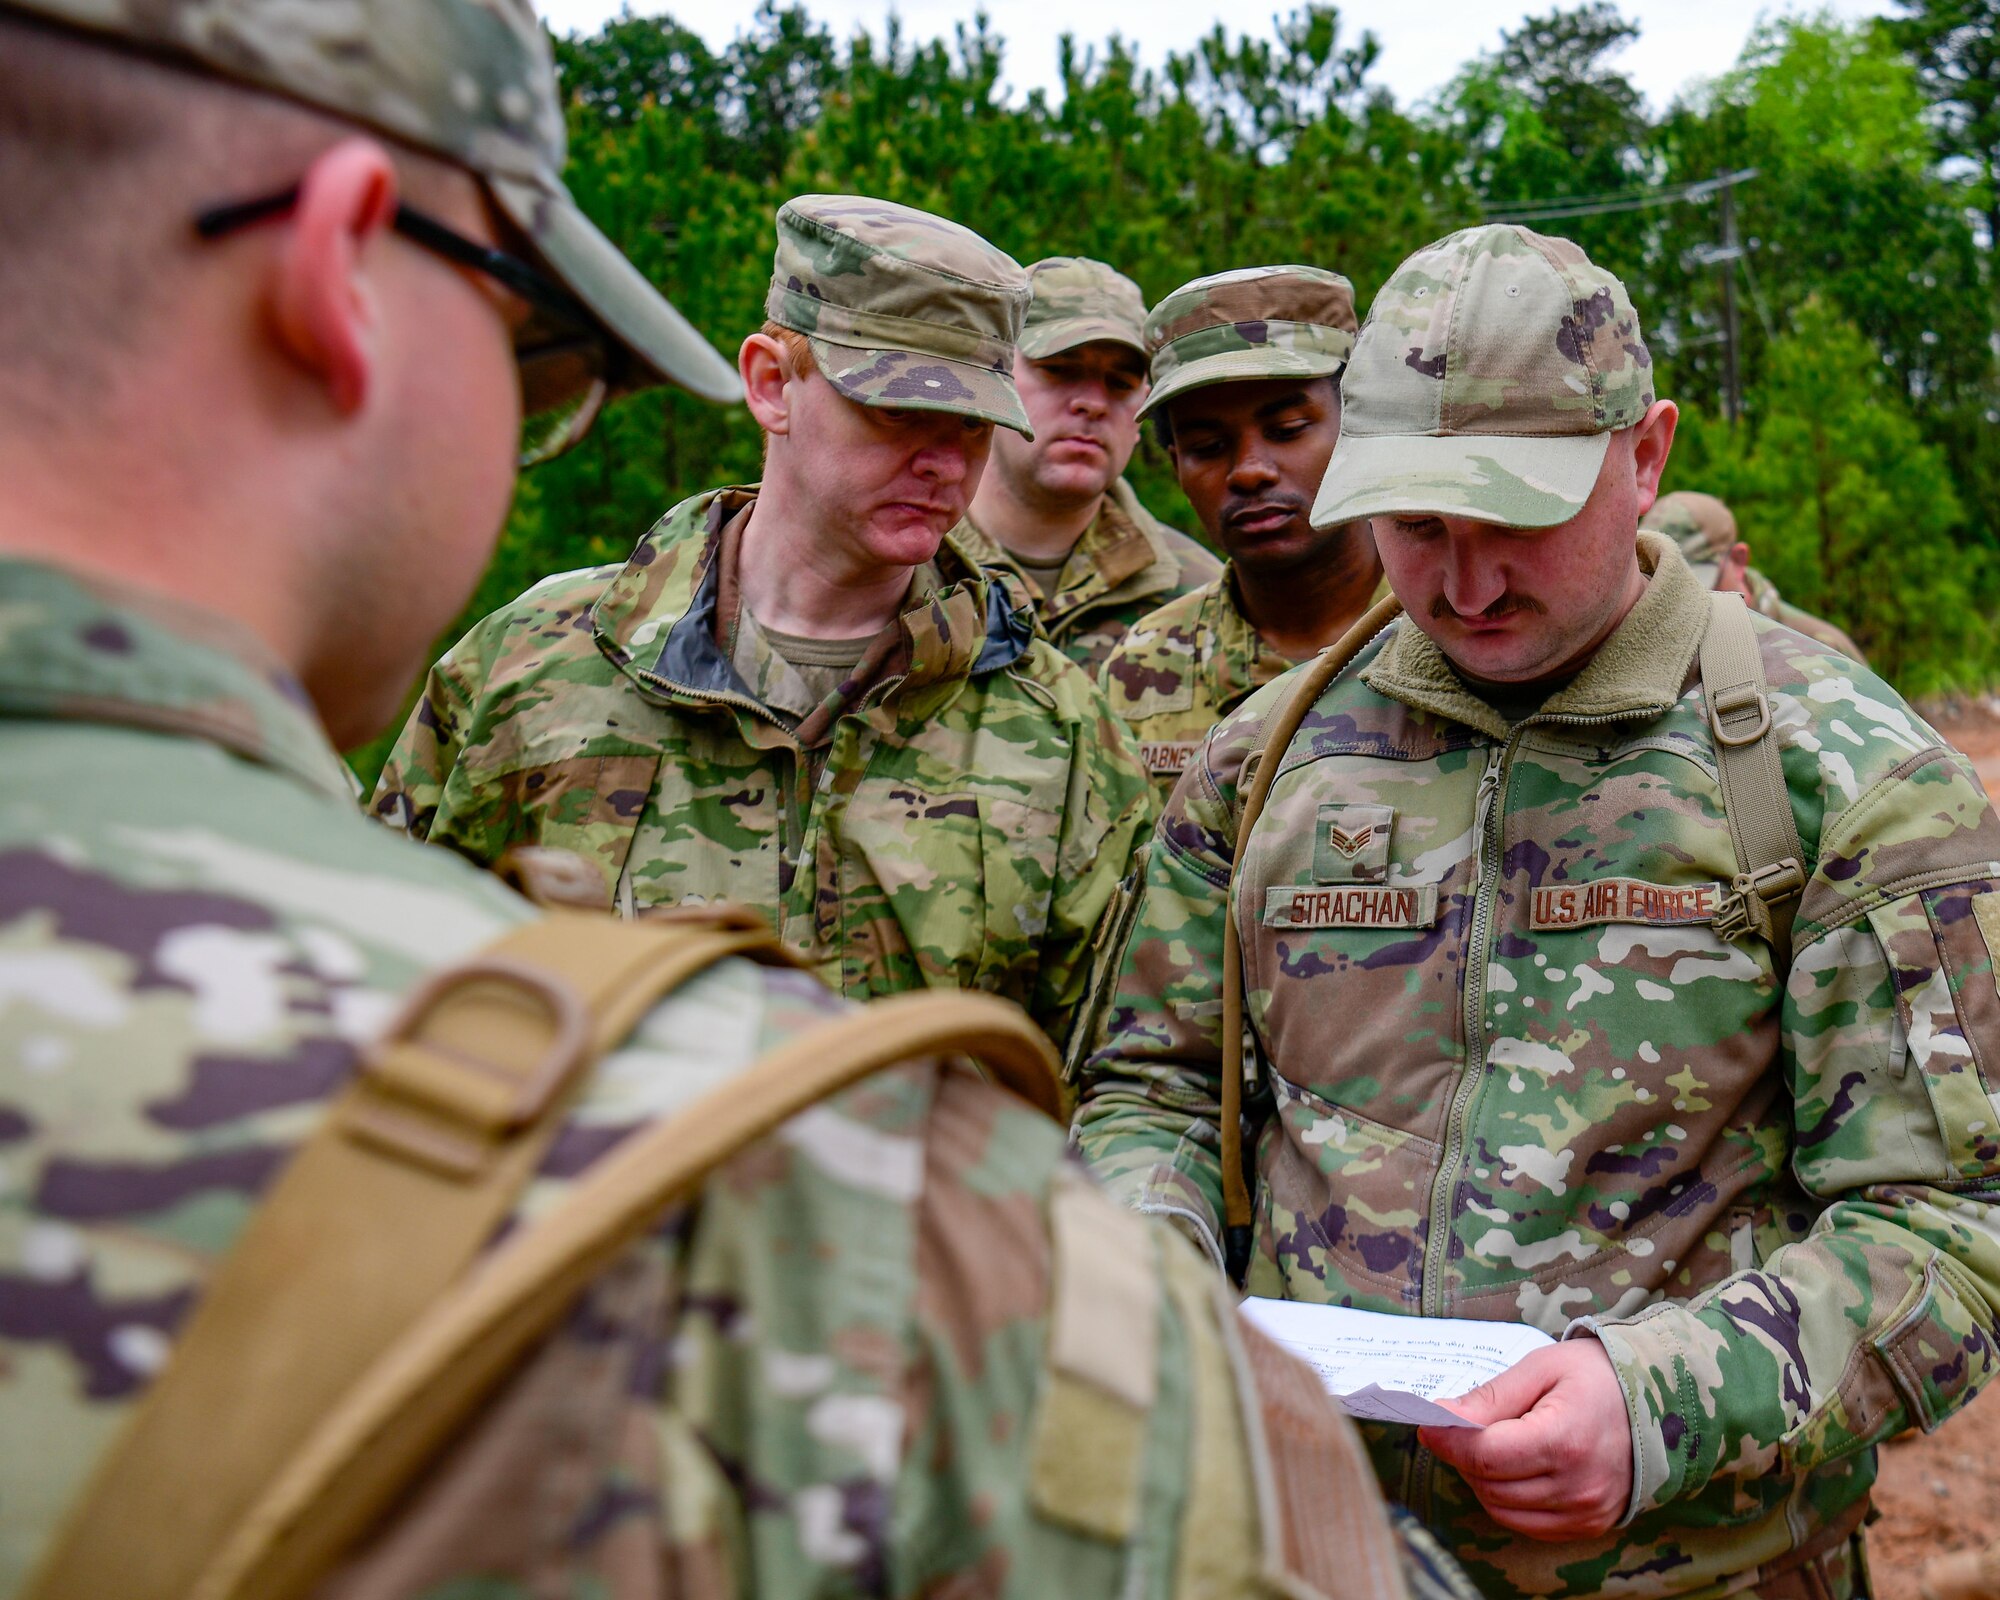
[1699,593,1807,962]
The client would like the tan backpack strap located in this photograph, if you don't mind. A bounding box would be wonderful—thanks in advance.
[189,991,1059,1600]
[24,907,790,1600]
[1221,594,1403,1284]
[1698,592,1806,964]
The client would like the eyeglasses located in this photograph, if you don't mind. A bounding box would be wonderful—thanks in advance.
[195,186,610,466]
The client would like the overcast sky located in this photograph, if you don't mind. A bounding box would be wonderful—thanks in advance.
[541,0,1895,114]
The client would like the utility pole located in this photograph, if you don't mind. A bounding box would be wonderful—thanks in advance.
[1688,169,1757,427]
[1718,170,1741,427]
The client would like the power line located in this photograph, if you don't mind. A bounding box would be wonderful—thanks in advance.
[1480,167,1758,223]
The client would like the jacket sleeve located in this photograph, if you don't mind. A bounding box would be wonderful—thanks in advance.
[1068,695,1272,1264]
[1029,696,1158,1052]
[1575,742,2000,1519]
[368,641,483,841]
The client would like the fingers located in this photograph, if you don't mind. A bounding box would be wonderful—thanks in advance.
[1420,1409,1573,1480]
[1437,1351,1563,1429]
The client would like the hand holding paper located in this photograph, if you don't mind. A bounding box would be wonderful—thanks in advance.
[1419,1338,1634,1541]
[1236,1298,1554,1428]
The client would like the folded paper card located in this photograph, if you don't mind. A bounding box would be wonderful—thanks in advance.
[1238,1299,1555,1429]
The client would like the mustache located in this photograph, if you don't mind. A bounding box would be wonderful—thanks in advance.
[1431,592,1548,621]
[1222,491,1308,527]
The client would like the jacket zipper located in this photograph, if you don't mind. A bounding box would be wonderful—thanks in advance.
[633,672,814,902]
[1409,706,1664,1521]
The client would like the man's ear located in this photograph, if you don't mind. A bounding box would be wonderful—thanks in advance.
[268,138,399,415]
[1629,399,1679,518]
[740,333,794,438]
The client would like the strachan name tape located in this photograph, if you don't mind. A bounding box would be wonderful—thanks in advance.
[1264,885,1439,930]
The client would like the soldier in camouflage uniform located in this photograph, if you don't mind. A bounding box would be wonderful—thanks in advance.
[0,5,1468,1597]
[1073,224,2000,1597]
[372,203,1156,1055]
[1643,489,1868,663]
[957,257,1220,674]
[1098,265,1385,795]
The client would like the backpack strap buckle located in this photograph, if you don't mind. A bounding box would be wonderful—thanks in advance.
[1712,858,1807,945]
[344,957,592,1178]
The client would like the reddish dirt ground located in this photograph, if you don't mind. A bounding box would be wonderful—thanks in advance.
[1872,1414,2000,1600]
[1866,703,2000,1600]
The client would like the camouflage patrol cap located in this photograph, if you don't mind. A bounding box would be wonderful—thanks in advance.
[1017,257,1148,362]
[1640,490,1740,565]
[766,195,1033,436]
[1310,224,1655,531]
[2,0,740,405]
[1137,264,1358,422]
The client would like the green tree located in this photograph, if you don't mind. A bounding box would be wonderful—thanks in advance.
[1438,4,1652,270]
[1890,0,2000,259]
[1679,300,1986,694]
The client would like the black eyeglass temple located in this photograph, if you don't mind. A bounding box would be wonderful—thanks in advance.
[194,185,592,330]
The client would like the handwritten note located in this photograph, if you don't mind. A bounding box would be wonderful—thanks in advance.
[1238,1299,1555,1429]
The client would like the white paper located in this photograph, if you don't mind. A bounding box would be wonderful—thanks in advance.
[1239,1299,1555,1429]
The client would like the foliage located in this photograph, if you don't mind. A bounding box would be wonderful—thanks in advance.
[1890,0,2000,252]
[345,1,2000,773]
[1670,302,1984,696]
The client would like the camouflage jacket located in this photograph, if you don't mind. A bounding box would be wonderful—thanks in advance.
[1072,535,2000,1598]
[955,478,1220,676]
[1098,568,1305,798]
[0,554,1475,1600]
[372,487,1156,1052]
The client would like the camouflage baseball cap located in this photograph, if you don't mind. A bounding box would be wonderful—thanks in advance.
[766,195,1033,436]
[3,0,740,406]
[1017,257,1148,362]
[1640,490,1740,565]
[1311,224,1655,531]
[1137,265,1358,422]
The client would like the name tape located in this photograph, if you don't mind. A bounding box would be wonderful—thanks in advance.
[1529,878,1722,930]
[1141,740,1203,777]
[1264,884,1439,930]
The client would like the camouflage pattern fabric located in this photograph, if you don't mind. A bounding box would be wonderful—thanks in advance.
[1072,533,2000,1597]
[0,553,1475,1600]
[1642,491,1868,664]
[765,194,1033,434]
[1310,224,1655,531]
[1017,256,1149,360]
[371,488,1156,1053]
[1139,264,1357,421]
[957,480,1220,675]
[0,0,736,401]
[1098,568,1303,798]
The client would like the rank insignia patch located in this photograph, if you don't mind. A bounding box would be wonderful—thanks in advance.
[1312,803,1394,884]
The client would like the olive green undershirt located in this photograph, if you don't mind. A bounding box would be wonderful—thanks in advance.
[1009,549,1076,600]
[756,621,877,712]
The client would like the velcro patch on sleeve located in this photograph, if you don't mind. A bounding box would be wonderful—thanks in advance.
[1264,884,1439,930]
[1141,740,1203,778]
[1529,878,1724,930]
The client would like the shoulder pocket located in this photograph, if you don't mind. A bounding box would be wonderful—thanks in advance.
[1870,881,2000,1180]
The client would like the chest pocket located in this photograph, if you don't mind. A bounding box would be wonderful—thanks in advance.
[1119,669,1196,720]
[835,780,1061,1010]
[443,752,662,909]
